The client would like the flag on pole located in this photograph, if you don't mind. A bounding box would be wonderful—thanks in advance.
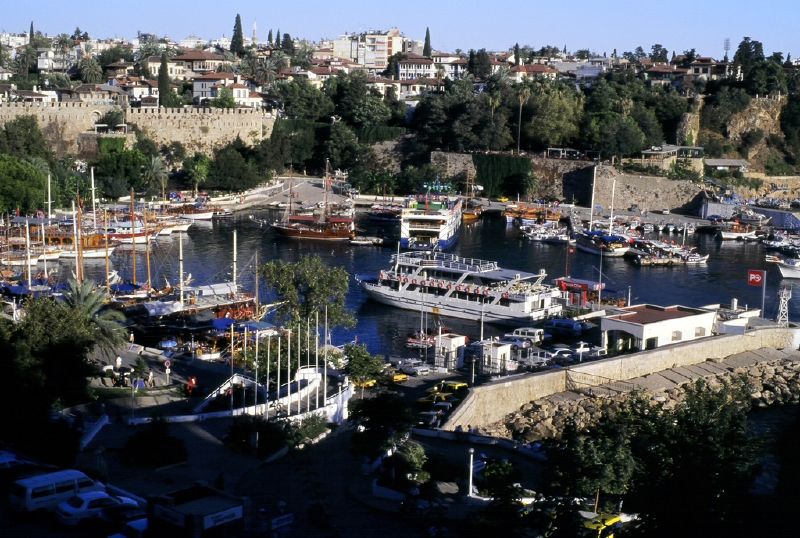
[747,269,765,287]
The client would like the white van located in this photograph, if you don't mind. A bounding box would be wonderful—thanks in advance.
[9,469,105,512]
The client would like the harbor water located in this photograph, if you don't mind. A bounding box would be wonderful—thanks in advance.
[73,210,798,358]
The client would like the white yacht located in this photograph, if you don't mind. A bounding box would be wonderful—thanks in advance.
[361,251,564,326]
[399,196,463,250]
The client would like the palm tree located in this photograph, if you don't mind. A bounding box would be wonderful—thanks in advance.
[62,279,126,358]
[142,155,169,201]
[79,56,102,83]
[517,85,531,154]
[53,33,72,72]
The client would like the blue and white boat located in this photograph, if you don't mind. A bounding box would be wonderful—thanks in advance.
[399,196,462,250]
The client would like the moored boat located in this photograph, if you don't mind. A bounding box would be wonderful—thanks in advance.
[360,251,564,326]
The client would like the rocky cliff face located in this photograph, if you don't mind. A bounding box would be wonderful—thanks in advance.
[727,95,786,143]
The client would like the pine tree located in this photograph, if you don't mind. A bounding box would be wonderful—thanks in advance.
[275,29,281,48]
[514,43,520,66]
[230,14,244,57]
[282,33,294,55]
[423,27,432,58]
[158,53,171,108]
[267,29,273,45]
[29,21,34,41]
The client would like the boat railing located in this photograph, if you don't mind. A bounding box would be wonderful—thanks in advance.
[396,252,498,273]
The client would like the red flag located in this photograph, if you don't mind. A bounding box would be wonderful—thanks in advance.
[747,269,765,287]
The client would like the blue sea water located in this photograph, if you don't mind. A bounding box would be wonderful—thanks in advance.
[76,210,797,358]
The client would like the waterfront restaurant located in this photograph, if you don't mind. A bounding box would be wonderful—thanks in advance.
[600,304,716,352]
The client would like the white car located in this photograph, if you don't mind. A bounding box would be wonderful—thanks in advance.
[56,491,139,526]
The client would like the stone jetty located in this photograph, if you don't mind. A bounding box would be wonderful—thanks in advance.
[478,348,800,442]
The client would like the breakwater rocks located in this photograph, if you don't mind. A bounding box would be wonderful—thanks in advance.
[479,357,800,443]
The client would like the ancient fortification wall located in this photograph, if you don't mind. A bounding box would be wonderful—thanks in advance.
[0,103,276,157]
[0,101,114,155]
[126,107,275,155]
[444,327,799,429]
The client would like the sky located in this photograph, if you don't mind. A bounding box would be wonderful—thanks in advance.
[2,0,797,58]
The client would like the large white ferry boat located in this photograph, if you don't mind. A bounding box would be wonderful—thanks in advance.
[361,251,564,326]
[399,196,463,250]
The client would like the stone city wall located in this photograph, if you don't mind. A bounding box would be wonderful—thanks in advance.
[0,102,276,157]
[0,101,114,155]
[125,107,276,156]
[444,327,799,430]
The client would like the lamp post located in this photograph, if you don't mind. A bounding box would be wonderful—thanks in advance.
[467,447,475,498]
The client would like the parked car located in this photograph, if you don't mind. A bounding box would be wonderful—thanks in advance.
[707,214,724,223]
[55,491,138,526]
[107,517,148,538]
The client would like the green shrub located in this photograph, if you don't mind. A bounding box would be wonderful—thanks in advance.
[226,416,288,458]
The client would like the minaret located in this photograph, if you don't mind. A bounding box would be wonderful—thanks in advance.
[252,21,258,45]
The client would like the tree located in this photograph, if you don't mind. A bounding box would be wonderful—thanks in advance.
[78,56,102,83]
[513,42,520,66]
[71,27,89,41]
[260,256,354,328]
[325,122,361,170]
[61,280,126,358]
[275,78,334,121]
[211,86,236,108]
[383,52,407,79]
[183,153,210,197]
[516,85,531,153]
[350,393,414,458]
[351,94,391,128]
[423,27,432,58]
[230,14,245,57]
[0,154,47,214]
[281,33,295,55]
[29,21,34,41]
[0,114,50,161]
[267,29,273,46]
[649,43,668,63]
[274,29,281,48]
[157,53,171,106]
[467,48,492,79]
[142,154,169,200]
[344,343,385,397]
[53,34,73,71]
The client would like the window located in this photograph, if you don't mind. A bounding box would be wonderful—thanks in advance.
[671,330,682,342]
[695,327,706,337]
[31,485,52,499]
[55,480,75,494]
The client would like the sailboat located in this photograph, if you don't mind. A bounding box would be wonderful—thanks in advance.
[271,160,355,241]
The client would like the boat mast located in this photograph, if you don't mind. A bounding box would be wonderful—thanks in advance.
[24,219,32,288]
[232,229,237,289]
[608,178,616,232]
[254,251,259,318]
[320,159,330,225]
[178,231,184,306]
[144,207,152,290]
[76,199,84,282]
[130,189,137,286]
[39,221,47,280]
[588,164,597,232]
[90,167,97,232]
[47,173,52,219]
[104,210,110,294]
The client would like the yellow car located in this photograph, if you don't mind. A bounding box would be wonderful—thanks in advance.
[391,372,409,383]
[417,392,453,405]
[442,381,468,391]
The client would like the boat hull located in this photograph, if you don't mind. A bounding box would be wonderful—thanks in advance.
[361,281,550,326]
[272,223,351,241]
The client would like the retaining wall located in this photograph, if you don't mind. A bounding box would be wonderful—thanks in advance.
[445,327,799,429]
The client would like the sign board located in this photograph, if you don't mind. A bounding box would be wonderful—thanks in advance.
[165,368,171,375]
[164,360,171,368]
[747,269,765,287]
